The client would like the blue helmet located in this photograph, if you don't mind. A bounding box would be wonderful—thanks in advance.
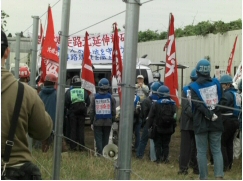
[151,82,162,93]
[157,85,170,98]
[190,68,197,81]
[98,78,110,89]
[196,59,211,75]
[219,75,233,84]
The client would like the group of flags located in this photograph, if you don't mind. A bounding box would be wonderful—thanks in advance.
[38,6,238,108]
[38,6,123,100]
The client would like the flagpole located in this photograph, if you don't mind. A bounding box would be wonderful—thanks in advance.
[52,0,71,179]
[116,0,140,179]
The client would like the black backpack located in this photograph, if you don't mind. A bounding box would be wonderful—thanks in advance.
[155,104,175,128]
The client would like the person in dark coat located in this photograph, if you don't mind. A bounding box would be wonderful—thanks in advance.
[189,59,224,180]
[147,85,177,164]
[39,73,68,153]
[136,82,161,160]
[218,74,241,171]
[178,69,199,175]
[90,78,116,156]
[65,75,90,151]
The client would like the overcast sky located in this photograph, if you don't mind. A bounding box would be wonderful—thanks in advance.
[1,0,242,36]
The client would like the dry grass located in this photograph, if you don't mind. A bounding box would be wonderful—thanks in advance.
[32,126,242,180]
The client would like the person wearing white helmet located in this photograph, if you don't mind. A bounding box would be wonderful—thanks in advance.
[19,66,30,84]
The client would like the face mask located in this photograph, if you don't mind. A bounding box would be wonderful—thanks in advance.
[153,78,158,82]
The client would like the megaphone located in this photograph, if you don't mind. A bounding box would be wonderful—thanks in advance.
[103,144,118,160]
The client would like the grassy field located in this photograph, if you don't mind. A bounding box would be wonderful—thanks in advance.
[32,126,242,180]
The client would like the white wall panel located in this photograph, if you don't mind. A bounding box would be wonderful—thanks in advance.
[138,30,242,98]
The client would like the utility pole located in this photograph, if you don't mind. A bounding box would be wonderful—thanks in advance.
[116,0,140,180]
[14,33,21,79]
[27,16,39,153]
[52,0,71,179]
[30,16,39,88]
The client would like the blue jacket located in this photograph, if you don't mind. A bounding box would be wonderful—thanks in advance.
[189,75,224,134]
[39,86,57,128]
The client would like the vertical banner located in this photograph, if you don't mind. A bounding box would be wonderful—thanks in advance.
[41,5,59,81]
[226,36,238,75]
[112,23,123,105]
[81,32,96,94]
[164,13,180,107]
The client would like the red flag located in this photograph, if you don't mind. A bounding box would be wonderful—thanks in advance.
[226,36,238,75]
[39,6,59,86]
[164,13,180,107]
[81,32,96,94]
[41,6,59,63]
[112,23,123,105]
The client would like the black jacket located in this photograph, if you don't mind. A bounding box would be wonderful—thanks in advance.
[147,101,176,135]
[180,83,194,131]
[189,74,224,134]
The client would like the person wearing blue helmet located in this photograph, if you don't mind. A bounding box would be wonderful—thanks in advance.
[90,78,116,156]
[147,85,177,164]
[178,68,199,175]
[136,82,161,161]
[218,75,241,171]
[189,59,224,179]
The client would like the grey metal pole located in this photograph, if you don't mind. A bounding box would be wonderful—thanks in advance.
[52,0,71,180]
[27,16,39,153]
[15,33,21,79]
[116,0,140,180]
[30,16,39,88]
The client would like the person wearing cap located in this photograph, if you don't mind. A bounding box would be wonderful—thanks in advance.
[218,75,241,171]
[135,75,149,102]
[1,30,52,179]
[38,73,68,153]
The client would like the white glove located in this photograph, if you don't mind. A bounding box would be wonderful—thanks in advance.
[211,114,218,121]
[91,124,94,131]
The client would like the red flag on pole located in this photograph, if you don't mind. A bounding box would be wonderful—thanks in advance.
[112,23,123,105]
[226,36,238,75]
[164,13,180,107]
[81,32,96,94]
[40,6,59,82]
